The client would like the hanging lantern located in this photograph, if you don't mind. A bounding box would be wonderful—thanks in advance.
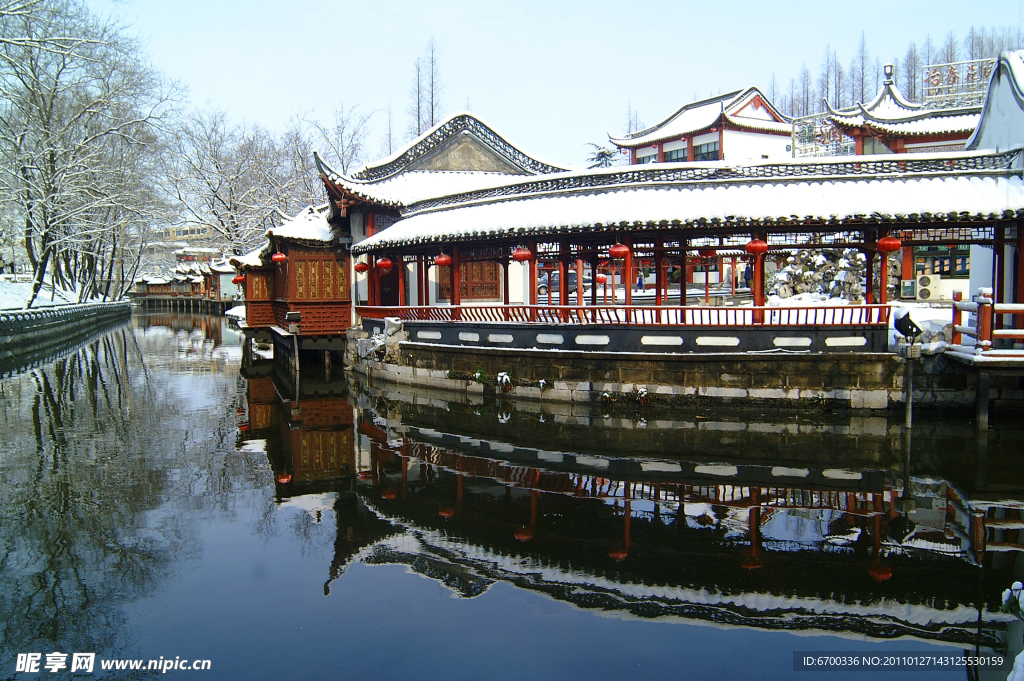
[698,248,716,259]
[353,261,369,274]
[608,243,630,259]
[877,236,902,253]
[439,506,456,518]
[595,273,608,285]
[277,473,292,484]
[271,252,287,264]
[231,274,245,284]
[376,257,393,273]
[741,554,763,570]
[744,239,768,256]
[512,246,532,262]
[381,488,397,500]
[608,541,628,562]
[514,525,534,542]
[434,252,452,267]
[868,560,892,581]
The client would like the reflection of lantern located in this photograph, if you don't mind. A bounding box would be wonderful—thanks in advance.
[512,247,532,262]
[698,248,716,259]
[376,257,393,272]
[357,471,374,480]
[434,253,452,267]
[277,473,292,484]
[608,540,628,561]
[439,507,456,518]
[595,273,608,284]
[868,560,892,581]
[514,525,534,541]
[272,252,287,264]
[877,236,902,253]
[744,239,768,256]
[381,488,397,500]
[609,243,630,259]
[238,423,250,432]
[232,274,245,284]
[353,261,369,274]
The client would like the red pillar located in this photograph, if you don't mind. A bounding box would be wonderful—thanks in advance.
[680,239,688,306]
[1017,222,1024,330]
[879,247,888,305]
[654,239,664,306]
[527,239,538,320]
[576,258,584,307]
[502,256,510,321]
[396,254,406,307]
[450,245,461,321]
[901,245,913,285]
[996,226,1006,330]
[624,238,633,307]
[559,241,569,307]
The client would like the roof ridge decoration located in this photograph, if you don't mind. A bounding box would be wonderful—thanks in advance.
[350,111,570,181]
[966,50,1024,153]
[396,148,1022,218]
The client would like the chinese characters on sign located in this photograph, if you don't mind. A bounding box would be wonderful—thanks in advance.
[922,58,995,108]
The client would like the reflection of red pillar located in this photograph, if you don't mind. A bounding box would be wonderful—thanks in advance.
[457,474,464,514]
[401,450,408,497]
[868,515,892,581]
[624,499,631,549]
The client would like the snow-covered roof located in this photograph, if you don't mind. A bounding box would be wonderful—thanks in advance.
[314,112,575,211]
[265,204,335,243]
[229,245,266,270]
[349,111,571,181]
[610,88,791,148]
[827,67,981,138]
[967,50,1024,156]
[352,148,1024,253]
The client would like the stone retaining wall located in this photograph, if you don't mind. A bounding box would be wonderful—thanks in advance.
[0,302,131,375]
[347,325,1023,413]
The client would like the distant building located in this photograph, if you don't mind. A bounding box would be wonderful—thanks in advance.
[609,87,792,165]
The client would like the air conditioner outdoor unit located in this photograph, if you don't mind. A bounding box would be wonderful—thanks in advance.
[917,274,942,301]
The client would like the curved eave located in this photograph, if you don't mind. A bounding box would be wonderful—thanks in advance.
[315,152,403,210]
[610,113,726,149]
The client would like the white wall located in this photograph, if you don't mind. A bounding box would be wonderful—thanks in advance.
[723,130,791,162]
[969,244,994,298]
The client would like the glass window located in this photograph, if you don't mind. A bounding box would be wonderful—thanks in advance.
[664,148,686,162]
[636,154,656,164]
[693,141,719,161]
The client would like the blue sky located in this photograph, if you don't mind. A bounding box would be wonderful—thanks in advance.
[90,0,1023,166]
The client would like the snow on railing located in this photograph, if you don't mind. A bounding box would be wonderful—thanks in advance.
[950,289,1024,357]
[356,304,891,327]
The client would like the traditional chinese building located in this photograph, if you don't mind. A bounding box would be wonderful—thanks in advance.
[609,87,793,165]
[825,63,983,156]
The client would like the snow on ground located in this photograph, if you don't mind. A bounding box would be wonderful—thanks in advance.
[0,279,80,310]
[225,305,246,320]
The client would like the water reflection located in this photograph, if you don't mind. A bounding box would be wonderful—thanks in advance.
[241,366,1024,671]
[0,315,252,667]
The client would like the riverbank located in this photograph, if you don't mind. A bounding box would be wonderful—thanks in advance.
[0,301,132,376]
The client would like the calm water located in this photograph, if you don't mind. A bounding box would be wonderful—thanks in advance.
[2,312,1023,680]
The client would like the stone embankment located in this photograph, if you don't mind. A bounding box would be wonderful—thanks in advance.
[0,302,131,375]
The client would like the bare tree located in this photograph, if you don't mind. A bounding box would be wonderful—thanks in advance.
[625,101,643,134]
[425,38,443,127]
[312,103,373,175]
[379,101,394,157]
[939,30,958,64]
[407,57,425,139]
[0,0,178,307]
[166,112,293,255]
[903,42,920,101]
[852,32,870,104]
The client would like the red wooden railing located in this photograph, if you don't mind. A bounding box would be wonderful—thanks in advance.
[356,304,891,327]
[951,287,1024,356]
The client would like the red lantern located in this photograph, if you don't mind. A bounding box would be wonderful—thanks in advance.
[868,561,892,581]
[439,507,456,518]
[609,243,630,259]
[595,273,608,285]
[512,247,532,262]
[231,274,244,284]
[353,261,369,274]
[744,239,768,256]
[271,252,287,264]
[376,257,393,272]
[434,253,452,267]
[698,248,716,259]
[277,473,292,484]
[877,236,902,253]
[608,542,629,561]
[381,488,397,500]
[514,525,534,541]
[741,555,764,570]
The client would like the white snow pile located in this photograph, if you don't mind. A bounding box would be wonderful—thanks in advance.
[767,248,896,303]
[766,291,849,307]
[225,305,246,321]
[0,279,80,310]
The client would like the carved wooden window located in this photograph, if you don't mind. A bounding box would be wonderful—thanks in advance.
[249,273,270,299]
[293,257,350,300]
[438,261,500,300]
